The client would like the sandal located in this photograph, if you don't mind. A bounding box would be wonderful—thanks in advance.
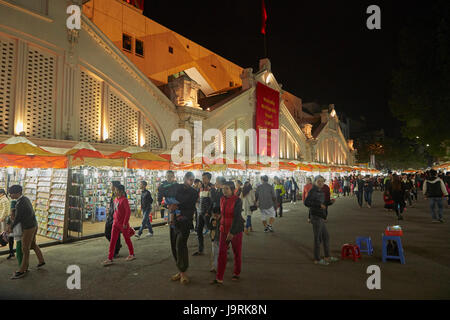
[210,268,216,273]
[180,275,190,285]
[232,275,240,281]
[125,255,136,261]
[102,259,113,266]
[210,279,223,286]
[11,271,26,280]
[314,259,329,266]
[325,257,339,263]
[171,273,181,281]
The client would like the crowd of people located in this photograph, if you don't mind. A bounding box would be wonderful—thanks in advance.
[1,168,448,281]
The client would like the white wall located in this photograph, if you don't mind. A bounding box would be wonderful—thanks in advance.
[0,0,178,149]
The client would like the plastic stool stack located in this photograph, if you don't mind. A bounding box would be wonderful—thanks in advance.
[356,236,374,256]
[382,235,405,264]
[341,244,361,261]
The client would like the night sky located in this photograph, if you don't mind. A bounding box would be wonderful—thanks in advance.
[143,0,417,138]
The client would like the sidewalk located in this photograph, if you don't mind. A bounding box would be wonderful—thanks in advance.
[0,191,449,299]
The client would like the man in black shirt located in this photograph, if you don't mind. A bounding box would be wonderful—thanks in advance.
[135,181,154,238]
[9,185,45,279]
[169,172,198,285]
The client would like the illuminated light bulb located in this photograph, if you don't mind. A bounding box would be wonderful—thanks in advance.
[15,121,24,135]
[103,127,109,140]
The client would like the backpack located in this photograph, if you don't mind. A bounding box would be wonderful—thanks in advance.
[426,180,443,197]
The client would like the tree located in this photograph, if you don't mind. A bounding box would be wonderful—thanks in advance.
[356,136,429,170]
[389,0,450,160]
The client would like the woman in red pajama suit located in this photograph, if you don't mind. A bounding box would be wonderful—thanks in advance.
[210,181,244,285]
[103,185,135,266]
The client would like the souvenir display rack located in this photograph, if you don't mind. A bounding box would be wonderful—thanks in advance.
[0,168,68,242]
[67,169,84,238]
[47,169,68,241]
[124,169,159,217]
[68,167,126,225]
[0,168,7,191]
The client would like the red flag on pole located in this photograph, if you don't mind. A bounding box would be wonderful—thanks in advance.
[261,0,268,35]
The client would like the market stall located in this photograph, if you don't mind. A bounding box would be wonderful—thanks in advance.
[64,145,173,239]
[433,162,450,172]
[0,137,68,243]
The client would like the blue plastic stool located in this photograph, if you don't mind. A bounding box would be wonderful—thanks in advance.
[95,207,107,222]
[356,236,374,256]
[382,235,405,264]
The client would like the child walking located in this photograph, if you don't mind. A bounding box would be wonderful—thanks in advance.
[207,212,220,273]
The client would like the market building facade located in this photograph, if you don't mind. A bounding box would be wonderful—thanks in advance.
[0,0,359,244]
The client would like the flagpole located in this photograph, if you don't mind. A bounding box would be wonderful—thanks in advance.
[264,33,267,58]
[262,0,268,58]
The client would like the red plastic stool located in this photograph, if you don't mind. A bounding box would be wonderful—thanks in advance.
[341,244,361,261]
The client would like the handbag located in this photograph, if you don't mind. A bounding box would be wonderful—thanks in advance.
[0,232,8,246]
[123,225,136,238]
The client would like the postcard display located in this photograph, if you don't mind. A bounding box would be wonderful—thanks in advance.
[67,167,160,235]
[0,168,7,191]
[0,168,68,241]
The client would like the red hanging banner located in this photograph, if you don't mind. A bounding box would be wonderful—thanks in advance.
[255,82,279,158]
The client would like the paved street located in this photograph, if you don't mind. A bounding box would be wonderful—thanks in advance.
[1,191,449,300]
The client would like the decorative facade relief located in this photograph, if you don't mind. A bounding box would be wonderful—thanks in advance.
[24,46,56,139]
[108,90,139,146]
[301,124,313,140]
[347,139,354,151]
[79,70,102,142]
[167,75,201,108]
